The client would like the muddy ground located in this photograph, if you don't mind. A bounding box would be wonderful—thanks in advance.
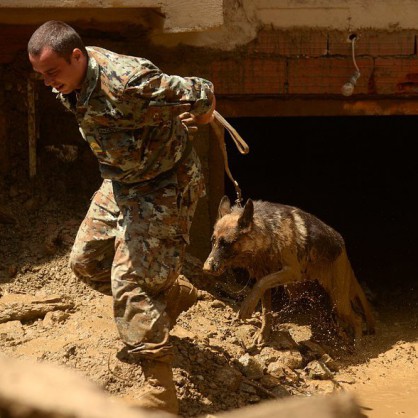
[0,159,417,418]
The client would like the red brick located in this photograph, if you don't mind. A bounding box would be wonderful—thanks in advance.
[247,29,328,57]
[329,30,416,56]
[374,57,418,94]
[288,57,374,95]
[210,58,286,95]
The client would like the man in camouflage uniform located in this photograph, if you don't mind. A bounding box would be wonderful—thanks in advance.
[28,20,215,414]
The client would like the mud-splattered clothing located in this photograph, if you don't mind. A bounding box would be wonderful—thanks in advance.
[66,47,214,361]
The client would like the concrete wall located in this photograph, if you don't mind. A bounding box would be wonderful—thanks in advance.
[0,0,223,33]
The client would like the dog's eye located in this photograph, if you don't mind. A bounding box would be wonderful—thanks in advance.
[218,238,229,248]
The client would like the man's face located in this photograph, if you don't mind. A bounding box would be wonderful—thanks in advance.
[29,47,87,94]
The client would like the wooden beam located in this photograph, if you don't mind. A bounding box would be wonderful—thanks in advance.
[27,76,37,178]
[217,96,418,117]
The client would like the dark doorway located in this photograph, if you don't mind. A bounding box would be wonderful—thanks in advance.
[224,116,418,298]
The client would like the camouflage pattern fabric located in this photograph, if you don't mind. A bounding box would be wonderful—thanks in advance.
[65,47,213,361]
[70,149,204,361]
[58,46,214,184]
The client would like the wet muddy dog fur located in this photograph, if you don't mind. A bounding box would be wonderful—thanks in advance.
[203,196,375,346]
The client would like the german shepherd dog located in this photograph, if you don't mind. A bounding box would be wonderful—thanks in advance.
[203,196,375,346]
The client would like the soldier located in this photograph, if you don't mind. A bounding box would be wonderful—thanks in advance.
[28,20,216,414]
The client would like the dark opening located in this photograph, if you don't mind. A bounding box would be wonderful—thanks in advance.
[224,116,418,299]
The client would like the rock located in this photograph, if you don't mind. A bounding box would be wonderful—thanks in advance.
[282,323,312,343]
[239,382,258,394]
[267,362,286,378]
[269,330,299,350]
[270,385,291,398]
[43,311,70,327]
[306,379,337,395]
[171,325,197,340]
[0,320,24,341]
[235,324,258,348]
[320,354,339,372]
[258,347,303,370]
[213,366,243,391]
[259,374,281,389]
[305,360,334,380]
[238,353,265,380]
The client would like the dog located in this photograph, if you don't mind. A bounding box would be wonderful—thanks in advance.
[203,196,375,346]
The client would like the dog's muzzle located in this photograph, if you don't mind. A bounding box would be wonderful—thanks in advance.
[203,255,224,275]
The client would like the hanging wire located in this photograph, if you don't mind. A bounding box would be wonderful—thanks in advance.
[351,35,360,75]
[341,35,361,96]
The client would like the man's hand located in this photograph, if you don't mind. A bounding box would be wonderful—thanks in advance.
[177,94,216,137]
[179,111,199,136]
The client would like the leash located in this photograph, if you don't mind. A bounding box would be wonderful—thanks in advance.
[210,110,249,207]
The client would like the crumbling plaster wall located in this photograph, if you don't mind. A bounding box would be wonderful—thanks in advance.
[1,1,418,50]
[0,0,224,33]
[150,0,418,50]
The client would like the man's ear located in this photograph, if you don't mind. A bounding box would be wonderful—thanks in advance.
[238,198,254,229]
[218,195,231,219]
[71,48,83,62]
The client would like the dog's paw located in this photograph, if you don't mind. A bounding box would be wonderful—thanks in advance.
[253,327,271,347]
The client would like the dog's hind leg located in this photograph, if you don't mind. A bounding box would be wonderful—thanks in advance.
[350,275,376,335]
[321,252,372,340]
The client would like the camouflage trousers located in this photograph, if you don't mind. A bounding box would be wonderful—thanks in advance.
[69,162,204,362]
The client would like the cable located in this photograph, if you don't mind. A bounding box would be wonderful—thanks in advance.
[341,35,361,97]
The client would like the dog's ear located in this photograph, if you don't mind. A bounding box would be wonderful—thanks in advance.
[218,195,232,219]
[238,199,254,229]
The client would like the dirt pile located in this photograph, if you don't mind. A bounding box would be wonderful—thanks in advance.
[1,171,417,418]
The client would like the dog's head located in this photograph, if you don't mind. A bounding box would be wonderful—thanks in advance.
[203,195,255,275]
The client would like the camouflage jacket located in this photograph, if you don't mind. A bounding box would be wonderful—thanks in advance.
[57,46,214,184]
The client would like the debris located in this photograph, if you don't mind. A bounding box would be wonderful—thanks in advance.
[0,294,74,324]
[305,360,334,380]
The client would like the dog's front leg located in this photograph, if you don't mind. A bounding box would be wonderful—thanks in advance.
[239,267,300,320]
[252,289,272,347]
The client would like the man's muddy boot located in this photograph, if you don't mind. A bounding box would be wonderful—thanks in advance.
[135,359,179,415]
[165,275,199,327]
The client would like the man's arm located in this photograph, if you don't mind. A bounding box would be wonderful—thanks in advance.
[123,67,216,128]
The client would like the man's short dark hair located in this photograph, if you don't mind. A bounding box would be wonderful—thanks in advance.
[28,20,88,62]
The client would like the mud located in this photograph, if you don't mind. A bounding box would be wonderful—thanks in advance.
[0,161,417,418]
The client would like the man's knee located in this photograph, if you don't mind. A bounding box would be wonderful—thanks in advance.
[69,249,111,283]
[69,250,89,278]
